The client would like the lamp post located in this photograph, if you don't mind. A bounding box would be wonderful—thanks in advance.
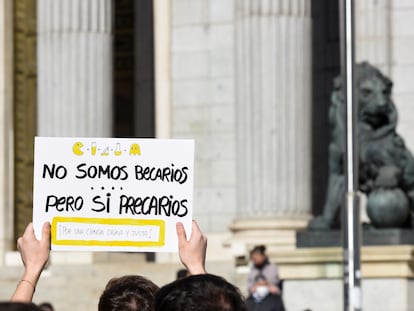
[339,0,362,310]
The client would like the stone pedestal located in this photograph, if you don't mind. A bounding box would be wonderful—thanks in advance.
[284,278,414,311]
[227,218,309,262]
[37,0,112,136]
[297,229,414,247]
[272,246,414,310]
[231,0,312,254]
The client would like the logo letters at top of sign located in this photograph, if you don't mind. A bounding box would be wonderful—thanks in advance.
[72,141,142,157]
[72,142,84,156]
[100,147,109,156]
[91,142,97,155]
[129,143,141,156]
[115,143,122,156]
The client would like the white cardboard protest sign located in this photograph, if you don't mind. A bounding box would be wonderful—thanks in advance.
[33,137,194,252]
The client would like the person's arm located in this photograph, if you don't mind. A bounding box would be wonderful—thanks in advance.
[11,222,51,302]
[176,220,207,275]
[247,268,257,294]
[265,263,281,294]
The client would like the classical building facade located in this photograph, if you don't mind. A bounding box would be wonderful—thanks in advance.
[1,0,414,309]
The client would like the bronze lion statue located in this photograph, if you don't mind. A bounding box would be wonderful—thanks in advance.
[309,62,414,230]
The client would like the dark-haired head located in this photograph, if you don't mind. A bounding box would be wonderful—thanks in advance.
[176,268,189,280]
[98,275,159,311]
[250,245,269,269]
[249,245,266,257]
[0,302,41,311]
[154,274,247,311]
[38,302,54,311]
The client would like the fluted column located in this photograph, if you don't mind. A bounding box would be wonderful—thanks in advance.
[37,0,112,136]
[0,0,13,266]
[154,0,172,139]
[231,0,312,251]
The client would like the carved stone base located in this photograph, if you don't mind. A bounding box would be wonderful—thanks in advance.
[234,244,414,309]
[225,217,310,263]
[296,229,414,248]
[274,245,414,279]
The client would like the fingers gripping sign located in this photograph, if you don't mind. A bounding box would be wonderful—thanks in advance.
[12,222,51,302]
[17,222,51,270]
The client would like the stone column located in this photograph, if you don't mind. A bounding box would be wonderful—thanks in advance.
[154,0,172,139]
[0,0,13,266]
[231,0,312,253]
[37,0,112,136]
[35,0,112,264]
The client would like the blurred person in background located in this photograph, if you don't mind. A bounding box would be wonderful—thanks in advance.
[246,245,285,311]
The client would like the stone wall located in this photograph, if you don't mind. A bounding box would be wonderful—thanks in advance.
[356,0,414,152]
[391,0,414,153]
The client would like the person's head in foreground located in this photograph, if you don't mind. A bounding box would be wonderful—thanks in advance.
[154,274,247,311]
[98,275,159,311]
[0,302,41,311]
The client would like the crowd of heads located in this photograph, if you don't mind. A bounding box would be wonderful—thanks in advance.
[4,273,247,311]
[97,273,247,311]
[4,221,254,311]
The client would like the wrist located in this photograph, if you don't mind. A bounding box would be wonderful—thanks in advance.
[18,279,36,291]
[188,265,207,275]
[21,267,42,285]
